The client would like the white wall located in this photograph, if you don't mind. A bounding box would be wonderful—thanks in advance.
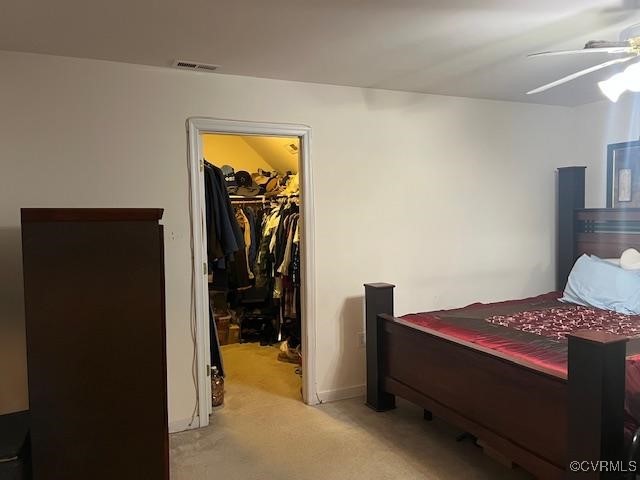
[573,96,640,208]
[0,51,577,425]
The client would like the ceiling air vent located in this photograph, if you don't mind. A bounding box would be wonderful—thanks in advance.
[172,60,220,73]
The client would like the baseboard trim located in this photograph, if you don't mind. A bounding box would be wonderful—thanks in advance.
[169,416,200,434]
[317,384,365,403]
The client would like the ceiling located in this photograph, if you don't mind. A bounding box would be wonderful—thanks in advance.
[3,0,640,106]
[242,136,299,175]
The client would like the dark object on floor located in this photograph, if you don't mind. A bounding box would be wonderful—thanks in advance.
[0,410,31,480]
[232,285,278,344]
[456,432,478,444]
[628,427,640,480]
[423,409,433,421]
[240,312,275,344]
[209,306,225,377]
[21,209,169,480]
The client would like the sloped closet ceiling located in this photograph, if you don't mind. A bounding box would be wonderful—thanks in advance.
[242,137,299,174]
[202,134,298,174]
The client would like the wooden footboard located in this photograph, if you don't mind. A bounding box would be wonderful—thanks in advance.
[364,283,628,480]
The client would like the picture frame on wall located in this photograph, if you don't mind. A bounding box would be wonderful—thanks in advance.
[619,168,632,202]
[606,140,640,208]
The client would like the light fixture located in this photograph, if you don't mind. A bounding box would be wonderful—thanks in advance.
[626,62,640,91]
[599,72,627,102]
[598,61,640,102]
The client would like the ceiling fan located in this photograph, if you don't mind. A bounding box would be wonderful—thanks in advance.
[527,23,640,101]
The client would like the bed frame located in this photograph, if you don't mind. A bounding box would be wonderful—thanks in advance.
[365,167,640,479]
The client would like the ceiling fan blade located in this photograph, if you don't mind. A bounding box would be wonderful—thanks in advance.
[527,56,638,95]
[528,47,633,57]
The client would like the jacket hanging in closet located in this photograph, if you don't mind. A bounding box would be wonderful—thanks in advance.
[203,162,251,290]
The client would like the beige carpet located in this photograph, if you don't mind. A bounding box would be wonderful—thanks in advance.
[217,342,302,402]
[170,343,533,480]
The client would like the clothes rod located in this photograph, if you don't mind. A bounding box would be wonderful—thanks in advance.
[229,194,299,203]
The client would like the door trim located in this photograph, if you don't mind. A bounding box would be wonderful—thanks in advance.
[186,117,317,428]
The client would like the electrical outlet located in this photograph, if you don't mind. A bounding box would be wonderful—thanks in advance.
[357,332,366,348]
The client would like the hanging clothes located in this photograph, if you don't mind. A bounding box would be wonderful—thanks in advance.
[254,205,282,289]
[244,206,259,270]
[237,199,301,344]
[209,184,302,347]
[203,161,251,290]
[277,213,298,275]
[234,207,254,280]
[203,165,224,262]
[203,160,253,376]
[203,162,242,264]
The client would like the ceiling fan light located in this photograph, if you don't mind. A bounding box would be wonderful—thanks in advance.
[599,72,627,102]
[624,63,640,92]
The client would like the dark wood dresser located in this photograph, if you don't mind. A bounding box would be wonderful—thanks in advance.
[21,208,169,480]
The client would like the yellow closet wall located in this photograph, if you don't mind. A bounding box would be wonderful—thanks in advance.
[202,134,273,173]
[202,134,299,174]
[243,136,299,174]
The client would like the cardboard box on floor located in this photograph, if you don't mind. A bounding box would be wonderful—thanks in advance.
[228,324,240,344]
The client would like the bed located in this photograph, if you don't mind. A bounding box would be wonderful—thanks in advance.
[365,169,640,479]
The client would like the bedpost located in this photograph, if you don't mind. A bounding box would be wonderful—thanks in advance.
[557,166,585,291]
[364,283,396,411]
[567,331,627,479]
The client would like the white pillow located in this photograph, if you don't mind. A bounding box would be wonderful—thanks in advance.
[621,248,640,271]
[601,258,621,266]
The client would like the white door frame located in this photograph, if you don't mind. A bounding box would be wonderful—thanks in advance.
[186,117,318,428]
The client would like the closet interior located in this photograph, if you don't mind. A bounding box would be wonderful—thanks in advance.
[202,133,303,402]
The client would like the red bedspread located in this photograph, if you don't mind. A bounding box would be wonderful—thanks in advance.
[486,305,640,341]
[400,292,640,438]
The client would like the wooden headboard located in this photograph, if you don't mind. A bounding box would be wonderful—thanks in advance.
[574,208,640,258]
[557,167,640,289]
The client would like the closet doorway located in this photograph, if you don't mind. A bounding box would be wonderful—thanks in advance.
[187,118,316,429]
